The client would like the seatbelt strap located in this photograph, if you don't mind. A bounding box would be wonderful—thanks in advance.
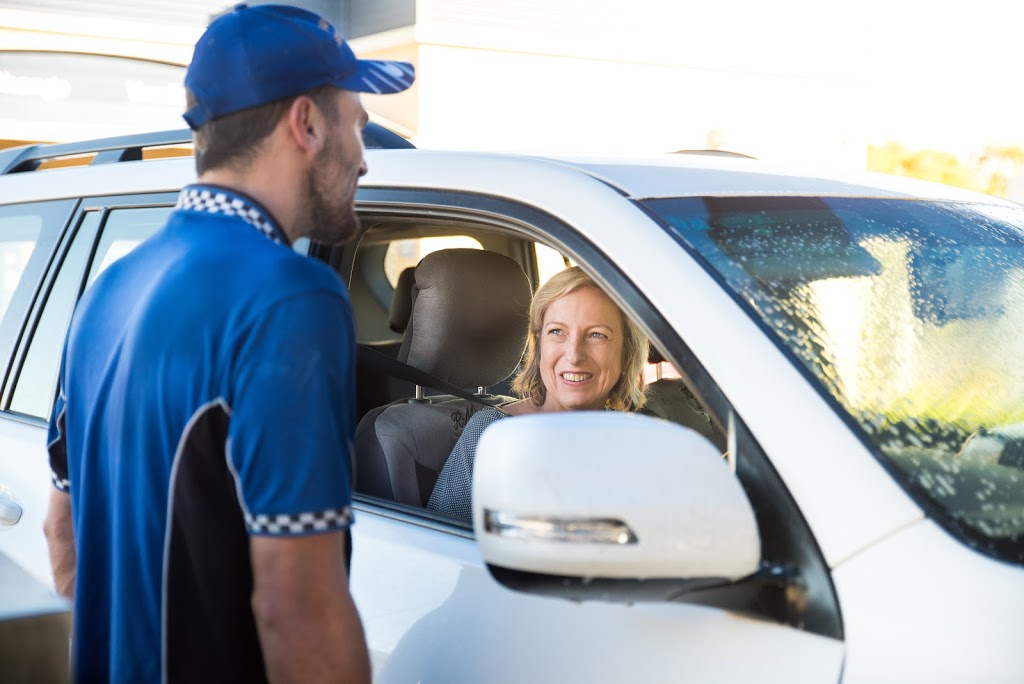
[357,345,507,409]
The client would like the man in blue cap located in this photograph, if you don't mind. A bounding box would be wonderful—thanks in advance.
[43,4,413,682]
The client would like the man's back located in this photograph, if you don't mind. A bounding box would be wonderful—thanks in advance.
[56,202,357,681]
[44,7,412,681]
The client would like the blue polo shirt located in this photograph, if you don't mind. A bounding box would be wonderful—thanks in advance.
[47,185,357,683]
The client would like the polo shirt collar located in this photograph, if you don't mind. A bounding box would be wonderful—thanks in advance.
[176,184,290,245]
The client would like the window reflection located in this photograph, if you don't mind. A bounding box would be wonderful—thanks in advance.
[646,196,1024,560]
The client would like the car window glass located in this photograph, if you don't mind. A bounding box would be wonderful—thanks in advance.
[0,223,40,321]
[383,236,482,287]
[10,207,168,419]
[0,201,71,366]
[646,195,1024,562]
[9,212,102,418]
[642,356,726,452]
[534,243,572,286]
[86,207,169,286]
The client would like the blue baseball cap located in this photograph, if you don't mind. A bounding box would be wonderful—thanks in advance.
[183,3,415,129]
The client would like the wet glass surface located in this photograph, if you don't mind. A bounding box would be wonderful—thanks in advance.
[646,195,1024,562]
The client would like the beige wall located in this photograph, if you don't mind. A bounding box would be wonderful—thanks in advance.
[354,38,421,137]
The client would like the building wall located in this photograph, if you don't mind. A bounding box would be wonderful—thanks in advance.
[1,0,866,168]
[347,0,868,167]
[349,0,415,39]
[407,42,863,166]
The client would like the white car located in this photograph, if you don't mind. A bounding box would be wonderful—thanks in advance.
[0,128,1021,683]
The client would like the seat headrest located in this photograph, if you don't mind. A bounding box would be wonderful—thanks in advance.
[648,345,665,364]
[399,248,531,388]
[388,266,416,333]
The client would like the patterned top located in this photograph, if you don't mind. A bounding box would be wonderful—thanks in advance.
[176,185,287,245]
[47,184,357,682]
[427,407,509,523]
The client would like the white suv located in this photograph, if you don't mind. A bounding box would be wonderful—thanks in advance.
[0,128,1021,683]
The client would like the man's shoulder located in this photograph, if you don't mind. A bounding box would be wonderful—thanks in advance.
[258,252,350,315]
[168,209,347,299]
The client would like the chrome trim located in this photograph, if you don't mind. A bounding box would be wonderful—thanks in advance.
[354,497,474,539]
[483,510,637,545]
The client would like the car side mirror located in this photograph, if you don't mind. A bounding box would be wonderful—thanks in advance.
[473,412,760,602]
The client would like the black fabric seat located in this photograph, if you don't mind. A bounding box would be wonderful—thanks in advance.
[643,346,726,451]
[355,249,532,505]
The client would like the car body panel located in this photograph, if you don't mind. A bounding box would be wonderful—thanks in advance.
[0,419,53,586]
[549,155,1002,202]
[833,518,1024,683]
[0,157,192,206]
[351,511,844,684]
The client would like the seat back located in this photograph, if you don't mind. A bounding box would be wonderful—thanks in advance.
[358,266,417,416]
[355,249,531,505]
[643,346,726,451]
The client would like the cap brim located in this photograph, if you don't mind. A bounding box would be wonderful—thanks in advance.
[337,60,415,95]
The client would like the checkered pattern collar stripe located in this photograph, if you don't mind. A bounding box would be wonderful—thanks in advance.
[176,185,287,245]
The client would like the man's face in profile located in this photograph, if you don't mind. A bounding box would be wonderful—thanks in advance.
[303,89,369,245]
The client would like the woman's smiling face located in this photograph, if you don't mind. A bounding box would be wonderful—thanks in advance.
[538,286,624,412]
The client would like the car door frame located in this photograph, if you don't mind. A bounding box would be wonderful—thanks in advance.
[343,186,844,641]
[0,192,178,586]
[0,198,79,410]
[1,192,180,420]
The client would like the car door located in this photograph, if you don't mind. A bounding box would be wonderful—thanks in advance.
[0,198,77,583]
[345,187,846,683]
[0,196,175,584]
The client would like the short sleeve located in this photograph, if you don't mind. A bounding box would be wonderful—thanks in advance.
[227,290,357,536]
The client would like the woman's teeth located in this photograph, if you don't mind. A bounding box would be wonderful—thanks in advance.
[561,372,591,382]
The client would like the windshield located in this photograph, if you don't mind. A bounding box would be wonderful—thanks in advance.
[644,196,1024,563]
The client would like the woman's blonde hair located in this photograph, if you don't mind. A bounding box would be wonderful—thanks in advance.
[512,266,648,412]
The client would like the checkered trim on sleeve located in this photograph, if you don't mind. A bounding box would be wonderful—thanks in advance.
[176,186,284,245]
[245,506,353,535]
[51,471,71,492]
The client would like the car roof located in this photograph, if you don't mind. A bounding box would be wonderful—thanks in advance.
[528,152,1000,203]
[0,128,1007,207]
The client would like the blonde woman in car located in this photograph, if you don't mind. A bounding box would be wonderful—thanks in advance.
[427,266,648,523]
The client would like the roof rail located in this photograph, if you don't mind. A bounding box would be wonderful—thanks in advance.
[0,121,416,175]
[0,129,193,175]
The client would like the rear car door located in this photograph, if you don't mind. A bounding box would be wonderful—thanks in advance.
[0,196,174,584]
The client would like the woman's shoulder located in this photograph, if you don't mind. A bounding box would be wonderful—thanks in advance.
[454,406,508,449]
[465,405,509,431]
[497,398,540,417]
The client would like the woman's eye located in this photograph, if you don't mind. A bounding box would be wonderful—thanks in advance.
[589,331,608,339]
[547,328,564,336]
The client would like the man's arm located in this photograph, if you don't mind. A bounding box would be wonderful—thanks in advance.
[43,488,76,599]
[250,531,370,684]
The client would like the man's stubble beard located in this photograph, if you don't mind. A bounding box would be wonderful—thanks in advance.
[301,141,361,245]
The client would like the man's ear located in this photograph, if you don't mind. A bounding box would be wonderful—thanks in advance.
[285,95,323,158]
